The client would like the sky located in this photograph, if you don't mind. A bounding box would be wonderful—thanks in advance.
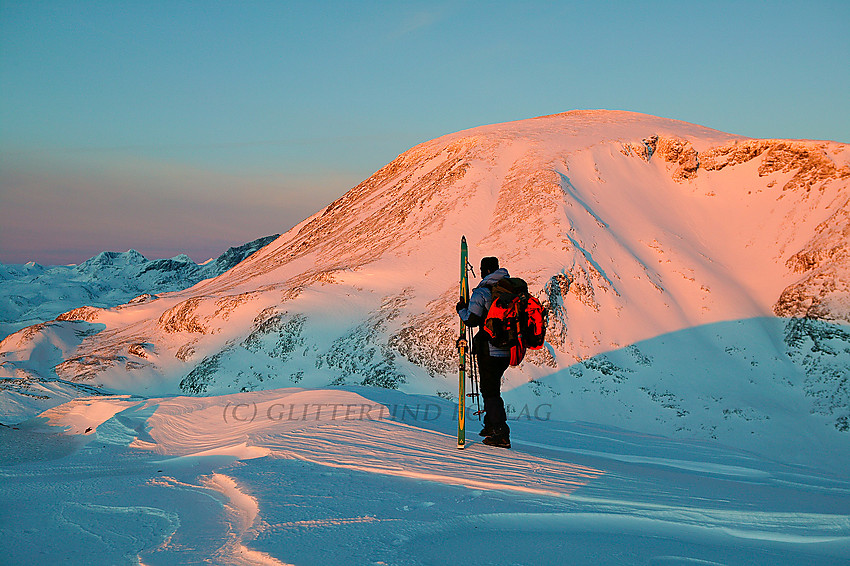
[1,1,848,265]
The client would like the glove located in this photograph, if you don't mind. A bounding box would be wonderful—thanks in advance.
[456,300,468,313]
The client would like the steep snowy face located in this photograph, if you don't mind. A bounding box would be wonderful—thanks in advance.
[2,110,849,456]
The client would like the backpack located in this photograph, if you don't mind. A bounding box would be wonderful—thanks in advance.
[483,277,547,366]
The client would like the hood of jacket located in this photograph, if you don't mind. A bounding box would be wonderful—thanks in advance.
[478,267,509,289]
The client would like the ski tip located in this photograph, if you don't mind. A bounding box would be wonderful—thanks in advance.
[461,235,466,243]
[457,442,466,449]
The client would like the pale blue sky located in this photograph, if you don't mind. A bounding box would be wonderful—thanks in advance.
[1,1,848,264]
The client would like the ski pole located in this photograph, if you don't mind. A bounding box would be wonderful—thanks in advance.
[467,326,482,418]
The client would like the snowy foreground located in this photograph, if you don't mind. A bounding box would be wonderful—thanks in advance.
[2,386,849,565]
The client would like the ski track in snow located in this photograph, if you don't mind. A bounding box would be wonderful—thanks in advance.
[2,387,849,565]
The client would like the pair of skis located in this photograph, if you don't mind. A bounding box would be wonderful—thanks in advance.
[457,236,480,449]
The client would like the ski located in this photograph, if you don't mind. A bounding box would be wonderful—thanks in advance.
[457,236,470,449]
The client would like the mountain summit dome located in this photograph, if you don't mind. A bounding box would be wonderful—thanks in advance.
[2,110,849,467]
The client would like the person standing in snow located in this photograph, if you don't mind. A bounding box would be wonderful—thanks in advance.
[456,256,511,448]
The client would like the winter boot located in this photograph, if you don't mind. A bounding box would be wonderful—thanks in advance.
[478,425,497,437]
[481,425,510,448]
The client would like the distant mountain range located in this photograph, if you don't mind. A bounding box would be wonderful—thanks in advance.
[0,235,278,340]
[2,110,848,470]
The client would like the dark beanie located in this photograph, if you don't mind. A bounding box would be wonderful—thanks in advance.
[480,257,499,276]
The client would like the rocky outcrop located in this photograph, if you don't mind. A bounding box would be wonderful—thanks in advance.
[158,298,208,334]
[636,135,850,192]
[651,136,701,180]
[56,306,102,322]
[775,203,850,322]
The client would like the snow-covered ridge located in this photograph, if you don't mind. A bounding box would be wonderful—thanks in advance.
[0,235,279,341]
[2,110,848,470]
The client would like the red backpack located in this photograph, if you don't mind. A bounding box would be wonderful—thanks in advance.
[483,277,547,366]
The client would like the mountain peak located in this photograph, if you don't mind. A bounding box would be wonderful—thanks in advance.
[76,249,148,271]
[426,109,743,153]
[2,112,848,467]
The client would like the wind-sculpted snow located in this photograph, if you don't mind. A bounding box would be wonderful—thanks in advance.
[2,110,849,470]
[3,387,849,564]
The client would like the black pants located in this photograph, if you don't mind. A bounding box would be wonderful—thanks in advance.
[474,332,510,430]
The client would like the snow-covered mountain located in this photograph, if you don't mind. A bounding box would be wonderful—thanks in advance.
[2,110,848,470]
[0,235,278,340]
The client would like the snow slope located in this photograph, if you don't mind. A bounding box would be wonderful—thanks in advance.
[1,387,848,565]
[2,110,849,471]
